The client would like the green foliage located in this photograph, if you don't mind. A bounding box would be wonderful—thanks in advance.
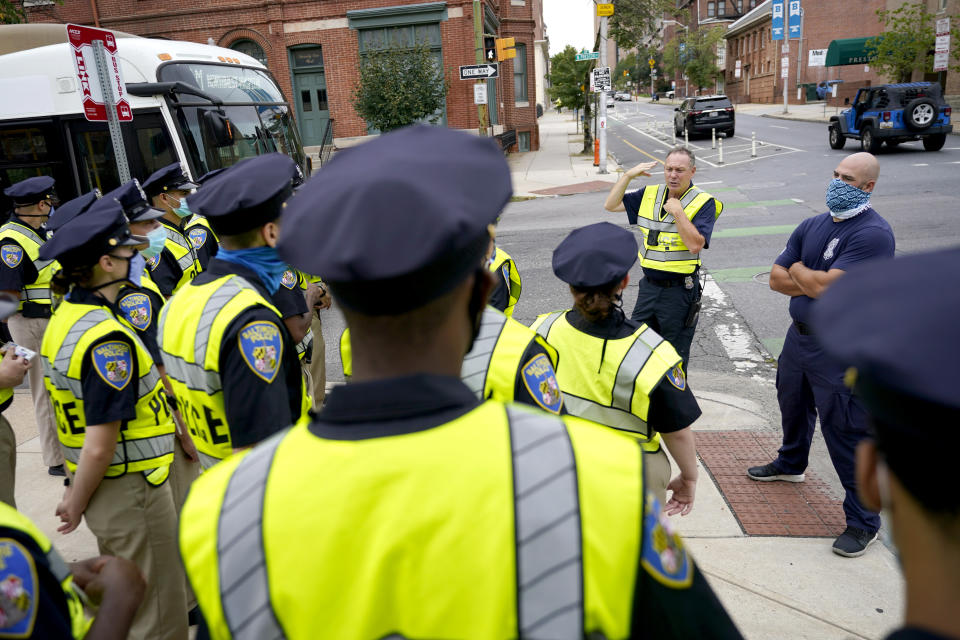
[608,0,671,51]
[614,49,661,92]
[0,0,23,24]
[548,45,588,111]
[868,2,960,82]
[351,40,448,133]
[662,26,725,93]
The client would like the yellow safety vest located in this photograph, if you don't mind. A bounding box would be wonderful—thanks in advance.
[339,307,559,407]
[184,215,219,264]
[181,402,685,640]
[0,503,90,639]
[0,220,59,308]
[635,185,722,275]
[0,353,13,410]
[155,220,201,294]
[531,310,682,452]
[489,246,522,316]
[40,300,175,485]
[158,274,307,469]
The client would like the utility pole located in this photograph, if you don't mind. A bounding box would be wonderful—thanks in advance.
[796,7,804,100]
[473,1,488,136]
[598,13,608,174]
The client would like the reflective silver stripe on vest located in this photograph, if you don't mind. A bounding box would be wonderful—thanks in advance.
[20,287,51,302]
[610,329,663,412]
[1,222,43,245]
[198,451,222,470]
[162,353,223,394]
[296,329,313,357]
[562,394,649,436]
[34,258,55,272]
[61,433,174,465]
[460,308,507,399]
[46,546,71,584]
[165,228,198,272]
[533,311,563,341]
[641,248,697,262]
[217,430,287,640]
[194,277,254,365]
[636,186,704,233]
[507,406,582,639]
[54,309,112,371]
[138,366,162,400]
[42,357,82,397]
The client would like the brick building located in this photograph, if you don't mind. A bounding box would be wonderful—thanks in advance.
[27,0,545,151]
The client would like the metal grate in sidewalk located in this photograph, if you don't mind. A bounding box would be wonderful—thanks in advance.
[697,431,846,537]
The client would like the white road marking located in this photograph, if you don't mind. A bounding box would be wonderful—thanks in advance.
[770,125,789,129]
[912,163,929,166]
[790,198,804,203]
[697,180,724,185]
[700,276,771,378]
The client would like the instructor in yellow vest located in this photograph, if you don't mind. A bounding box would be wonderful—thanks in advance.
[0,176,63,475]
[179,126,741,640]
[532,222,703,511]
[39,201,187,640]
[604,146,722,370]
[159,154,306,470]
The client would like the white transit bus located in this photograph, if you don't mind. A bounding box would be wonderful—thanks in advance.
[0,24,308,205]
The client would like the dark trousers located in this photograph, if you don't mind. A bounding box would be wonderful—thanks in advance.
[773,324,880,533]
[630,276,698,370]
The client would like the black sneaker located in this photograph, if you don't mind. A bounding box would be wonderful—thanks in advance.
[746,462,805,483]
[832,526,878,557]
[48,464,65,477]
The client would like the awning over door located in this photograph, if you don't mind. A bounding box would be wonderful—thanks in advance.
[825,37,882,67]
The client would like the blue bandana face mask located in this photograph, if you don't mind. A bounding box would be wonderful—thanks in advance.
[215,246,287,294]
[141,226,166,259]
[825,178,871,220]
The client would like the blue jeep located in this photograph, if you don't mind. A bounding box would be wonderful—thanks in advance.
[829,82,953,152]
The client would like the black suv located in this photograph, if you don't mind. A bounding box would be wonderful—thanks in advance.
[674,95,735,138]
[829,82,953,152]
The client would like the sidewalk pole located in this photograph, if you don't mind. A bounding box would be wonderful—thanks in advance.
[598,13,608,174]
[718,137,724,165]
[684,127,688,146]
[712,127,716,149]
[751,131,757,157]
[472,0,488,136]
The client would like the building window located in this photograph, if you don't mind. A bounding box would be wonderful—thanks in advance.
[230,39,267,66]
[514,43,527,102]
[736,0,744,12]
[707,2,716,17]
[939,0,947,9]
[517,131,531,152]
[718,1,725,16]
[717,42,726,66]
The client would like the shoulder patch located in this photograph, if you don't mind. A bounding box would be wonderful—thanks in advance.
[641,494,692,588]
[0,245,22,269]
[666,364,686,391]
[237,321,283,383]
[280,270,297,290]
[91,341,133,391]
[146,252,161,272]
[500,263,510,284]
[188,227,208,250]
[521,353,563,414]
[0,539,39,636]
[118,292,153,331]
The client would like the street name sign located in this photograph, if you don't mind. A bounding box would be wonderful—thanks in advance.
[460,64,498,79]
[576,49,600,61]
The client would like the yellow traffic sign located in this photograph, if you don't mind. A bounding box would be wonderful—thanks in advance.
[648,58,656,68]
[597,4,614,17]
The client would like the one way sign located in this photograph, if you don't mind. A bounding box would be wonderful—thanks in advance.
[459,64,499,79]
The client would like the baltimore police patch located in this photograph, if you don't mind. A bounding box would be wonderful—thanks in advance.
[188,227,208,250]
[0,539,39,636]
[666,364,686,391]
[521,353,563,414]
[91,341,133,391]
[238,321,283,383]
[280,270,297,290]
[146,253,161,271]
[640,494,692,588]
[0,245,22,269]
[118,292,152,331]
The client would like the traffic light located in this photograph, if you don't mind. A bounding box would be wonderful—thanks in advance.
[484,36,496,62]
[495,37,516,61]
[623,70,629,76]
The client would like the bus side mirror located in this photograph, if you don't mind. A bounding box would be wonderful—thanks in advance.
[203,110,235,148]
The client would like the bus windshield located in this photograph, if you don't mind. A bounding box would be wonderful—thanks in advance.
[158,62,306,177]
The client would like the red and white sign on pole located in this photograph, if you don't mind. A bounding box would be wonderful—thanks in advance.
[66,24,132,122]
[934,18,951,72]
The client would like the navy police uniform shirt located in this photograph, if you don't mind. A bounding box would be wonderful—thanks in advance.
[192,259,302,448]
[0,218,41,294]
[273,269,308,320]
[565,307,702,433]
[774,208,895,325]
[622,185,718,281]
[0,526,75,638]
[116,283,165,363]
[186,217,218,271]
[488,272,509,313]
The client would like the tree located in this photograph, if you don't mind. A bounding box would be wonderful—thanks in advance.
[1,0,24,23]
[615,48,662,93]
[662,25,725,94]
[867,2,960,83]
[608,0,671,52]
[548,45,596,151]
[351,40,448,133]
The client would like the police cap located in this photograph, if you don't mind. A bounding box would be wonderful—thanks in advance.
[4,176,56,206]
[141,162,199,199]
[186,153,297,237]
[39,200,145,266]
[102,179,165,223]
[812,248,960,508]
[46,190,101,234]
[552,222,638,288]
[278,125,511,315]
[195,168,225,186]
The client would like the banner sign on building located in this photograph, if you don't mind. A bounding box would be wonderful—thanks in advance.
[808,49,827,67]
[787,0,802,39]
[771,0,785,40]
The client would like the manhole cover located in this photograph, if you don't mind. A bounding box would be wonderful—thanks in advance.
[753,271,771,284]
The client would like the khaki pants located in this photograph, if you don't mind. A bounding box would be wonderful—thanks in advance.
[84,473,188,640]
[643,447,672,507]
[309,314,326,409]
[7,314,61,467]
[166,436,200,612]
[0,414,14,508]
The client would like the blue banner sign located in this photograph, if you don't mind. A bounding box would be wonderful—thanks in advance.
[788,0,802,39]
[771,0,784,40]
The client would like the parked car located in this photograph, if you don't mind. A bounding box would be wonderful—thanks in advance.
[828,82,953,152]
[606,94,615,108]
[615,91,631,101]
[674,95,735,138]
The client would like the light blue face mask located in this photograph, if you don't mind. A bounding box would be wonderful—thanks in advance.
[171,195,192,219]
[126,253,146,288]
[825,178,871,220]
[141,226,166,259]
